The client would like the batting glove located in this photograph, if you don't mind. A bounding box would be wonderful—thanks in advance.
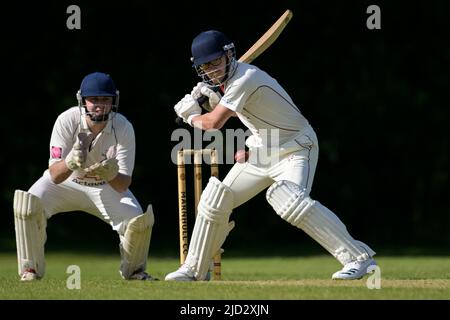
[191,82,222,112]
[174,94,202,126]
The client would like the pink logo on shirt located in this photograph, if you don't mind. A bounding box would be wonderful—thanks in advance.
[51,146,62,159]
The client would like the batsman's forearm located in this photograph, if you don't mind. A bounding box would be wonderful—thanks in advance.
[49,160,73,184]
[191,105,235,130]
[109,173,132,193]
[192,114,221,130]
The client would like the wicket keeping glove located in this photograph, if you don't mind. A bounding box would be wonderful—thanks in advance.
[84,157,119,182]
[65,132,94,171]
[84,145,119,181]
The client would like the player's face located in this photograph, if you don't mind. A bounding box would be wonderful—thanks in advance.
[199,55,226,84]
[85,96,113,116]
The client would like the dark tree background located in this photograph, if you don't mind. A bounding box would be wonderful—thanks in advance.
[1,1,448,256]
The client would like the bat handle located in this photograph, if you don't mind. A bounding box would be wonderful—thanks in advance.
[197,85,221,106]
[197,95,208,106]
[175,116,184,126]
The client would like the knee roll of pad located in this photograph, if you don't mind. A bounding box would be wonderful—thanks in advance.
[266,180,312,227]
[127,206,154,232]
[198,177,234,222]
[119,205,154,279]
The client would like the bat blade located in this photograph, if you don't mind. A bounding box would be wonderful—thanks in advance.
[238,9,293,64]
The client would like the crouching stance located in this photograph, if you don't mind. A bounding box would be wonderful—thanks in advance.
[13,72,156,281]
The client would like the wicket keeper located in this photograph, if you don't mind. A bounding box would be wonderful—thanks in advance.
[13,72,156,281]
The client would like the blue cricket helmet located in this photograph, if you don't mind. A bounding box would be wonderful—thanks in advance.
[191,30,234,66]
[191,30,237,87]
[77,72,119,122]
[80,72,116,97]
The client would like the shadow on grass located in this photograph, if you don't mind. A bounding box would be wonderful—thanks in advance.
[2,234,449,258]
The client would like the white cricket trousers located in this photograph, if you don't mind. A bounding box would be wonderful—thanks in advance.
[223,130,319,208]
[28,170,143,233]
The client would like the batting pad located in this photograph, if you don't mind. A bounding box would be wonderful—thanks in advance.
[266,180,375,265]
[185,177,234,280]
[119,205,154,279]
[13,190,47,278]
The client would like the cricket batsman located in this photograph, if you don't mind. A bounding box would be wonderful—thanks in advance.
[166,30,377,281]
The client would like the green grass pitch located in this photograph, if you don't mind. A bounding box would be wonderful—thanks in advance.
[1,253,449,299]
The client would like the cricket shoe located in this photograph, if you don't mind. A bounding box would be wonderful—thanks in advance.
[165,264,196,281]
[332,258,377,280]
[20,268,39,281]
[129,271,159,281]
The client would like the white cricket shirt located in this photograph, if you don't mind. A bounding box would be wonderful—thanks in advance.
[220,62,311,149]
[48,107,136,185]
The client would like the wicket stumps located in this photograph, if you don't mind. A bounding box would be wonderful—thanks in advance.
[177,149,222,280]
